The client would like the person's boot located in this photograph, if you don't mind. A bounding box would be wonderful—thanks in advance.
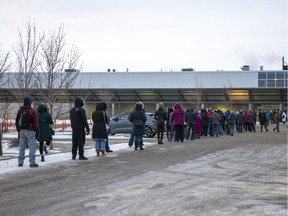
[44,144,48,154]
[96,150,100,157]
[134,141,139,150]
[139,141,144,150]
[41,155,45,162]
[79,156,88,160]
[101,150,106,157]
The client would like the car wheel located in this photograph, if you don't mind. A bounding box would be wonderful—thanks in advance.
[144,126,153,137]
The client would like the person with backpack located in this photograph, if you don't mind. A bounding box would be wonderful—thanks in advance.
[154,102,167,144]
[16,96,40,168]
[69,98,90,160]
[37,103,54,162]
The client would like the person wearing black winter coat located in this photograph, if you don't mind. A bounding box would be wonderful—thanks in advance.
[154,102,167,144]
[129,102,147,150]
[37,103,54,162]
[92,103,109,157]
[70,98,90,160]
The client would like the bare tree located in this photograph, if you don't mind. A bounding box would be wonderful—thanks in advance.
[11,21,44,102]
[37,24,82,120]
[0,49,11,156]
[193,76,203,111]
[223,80,233,110]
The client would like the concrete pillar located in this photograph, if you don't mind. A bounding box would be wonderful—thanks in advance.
[279,103,283,111]
[248,103,252,111]
[112,103,115,117]
[201,103,205,109]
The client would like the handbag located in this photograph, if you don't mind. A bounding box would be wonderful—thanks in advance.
[103,111,109,130]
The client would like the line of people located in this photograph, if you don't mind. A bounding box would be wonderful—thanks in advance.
[153,102,286,143]
[15,96,286,167]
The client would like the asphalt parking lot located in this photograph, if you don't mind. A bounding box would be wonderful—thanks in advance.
[0,124,287,216]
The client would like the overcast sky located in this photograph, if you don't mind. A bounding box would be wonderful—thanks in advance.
[0,0,287,72]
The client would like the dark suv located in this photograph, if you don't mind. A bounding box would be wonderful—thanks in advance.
[109,112,157,137]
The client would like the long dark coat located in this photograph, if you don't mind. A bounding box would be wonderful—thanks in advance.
[37,104,53,142]
[129,104,146,135]
[92,103,109,139]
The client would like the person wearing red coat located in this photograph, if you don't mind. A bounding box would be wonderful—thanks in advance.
[171,103,185,142]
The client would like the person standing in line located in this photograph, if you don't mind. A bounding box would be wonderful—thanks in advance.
[37,103,54,162]
[128,102,145,147]
[129,102,146,150]
[194,111,202,139]
[170,103,185,142]
[185,108,196,140]
[236,109,244,133]
[102,102,113,153]
[92,102,108,157]
[69,98,90,160]
[166,107,173,141]
[228,110,236,136]
[16,96,40,168]
[154,102,167,144]
[244,110,249,131]
[272,110,281,132]
[248,110,256,132]
[201,109,208,137]
[211,111,221,137]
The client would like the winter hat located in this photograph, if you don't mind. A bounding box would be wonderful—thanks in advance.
[24,96,32,106]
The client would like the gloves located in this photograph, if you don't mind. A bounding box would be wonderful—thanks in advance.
[85,128,90,135]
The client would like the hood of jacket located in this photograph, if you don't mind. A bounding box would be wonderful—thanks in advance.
[37,104,46,113]
[75,98,84,107]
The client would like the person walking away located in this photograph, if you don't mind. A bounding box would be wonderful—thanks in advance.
[258,109,264,131]
[70,98,90,160]
[129,102,146,150]
[154,102,167,144]
[16,96,40,168]
[102,102,113,153]
[37,103,54,162]
[166,107,173,141]
[259,110,269,132]
[170,103,185,142]
[272,110,281,132]
[228,110,236,136]
[266,110,271,125]
[185,108,196,140]
[92,103,109,157]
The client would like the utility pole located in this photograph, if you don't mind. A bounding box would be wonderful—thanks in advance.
[282,57,287,70]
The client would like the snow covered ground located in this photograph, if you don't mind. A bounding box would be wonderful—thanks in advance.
[0,132,155,175]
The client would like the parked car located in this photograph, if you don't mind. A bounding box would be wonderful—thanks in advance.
[109,112,157,137]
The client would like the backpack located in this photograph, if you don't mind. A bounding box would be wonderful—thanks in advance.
[17,108,30,129]
[156,110,166,126]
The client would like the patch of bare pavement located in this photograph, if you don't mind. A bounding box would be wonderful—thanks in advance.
[0,125,287,216]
